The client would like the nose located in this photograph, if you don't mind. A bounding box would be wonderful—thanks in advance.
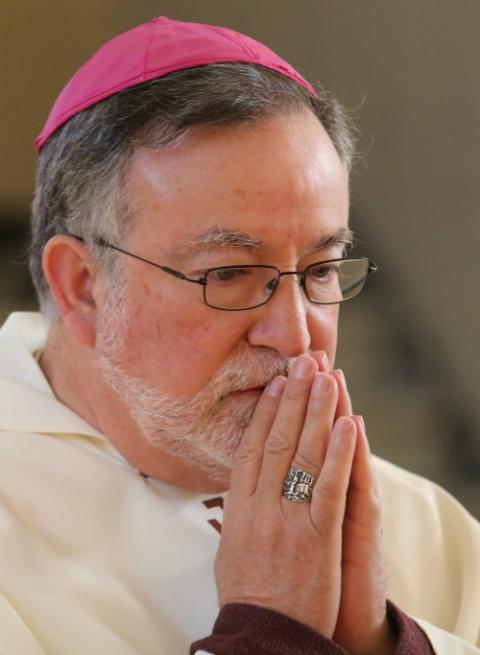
[246,275,312,358]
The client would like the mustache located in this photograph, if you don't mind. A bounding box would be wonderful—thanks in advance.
[211,348,293,400]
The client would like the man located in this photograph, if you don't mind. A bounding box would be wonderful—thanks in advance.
[0,15,478,655]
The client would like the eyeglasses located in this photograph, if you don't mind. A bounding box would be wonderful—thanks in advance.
[75,235,377,311]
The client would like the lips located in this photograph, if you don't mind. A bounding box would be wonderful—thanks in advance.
[234,386,265,394]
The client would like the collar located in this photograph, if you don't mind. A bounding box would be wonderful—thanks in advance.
[0,312,106,441]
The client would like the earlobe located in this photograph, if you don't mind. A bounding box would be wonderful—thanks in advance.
[42,236,99,347]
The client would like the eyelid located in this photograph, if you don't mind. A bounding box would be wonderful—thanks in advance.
[301,254,343,271]
[307,259,342,268]
[194,263,256,276]
[308,245,347,259]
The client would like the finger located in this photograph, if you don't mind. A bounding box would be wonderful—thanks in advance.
[229,376,286,499]
[256,355,318,500]
[311,416,357,529]
[310,350,330,372]
[286,372,338,484]
[350,415,376,493]
[347,417,381,524]
[332,417,387,654]
[330,369,352,418]
[352,416,375,490]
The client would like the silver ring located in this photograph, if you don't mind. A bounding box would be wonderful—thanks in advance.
[282,467,316,503]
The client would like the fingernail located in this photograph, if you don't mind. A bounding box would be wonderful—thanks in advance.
[319,352,329,371]
[333,368,345,381]
[266,376,285,397]
[292,355,314,379]
[312,372,331,398]
[353,415,370,455]
[311,351,329,372]
[333,416,355,441]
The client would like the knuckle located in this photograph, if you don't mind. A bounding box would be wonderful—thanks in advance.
[315,479,342,504]
[264,431,294,456]
[234,444,260,466]
[252,401,276,421]
[320,374,336,394]
[292,449,320,475]
[284,384,307,402]
[311,520,334,541]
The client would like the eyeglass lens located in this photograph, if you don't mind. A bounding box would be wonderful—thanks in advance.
[204,259,370,310]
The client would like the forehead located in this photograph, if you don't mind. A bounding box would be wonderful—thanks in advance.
[125,110,349,257]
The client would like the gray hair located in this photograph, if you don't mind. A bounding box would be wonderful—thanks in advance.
[30,63,356,317]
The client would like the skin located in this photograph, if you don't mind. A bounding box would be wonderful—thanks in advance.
[41,110,347,490]
[40,110,392,653]
[218,355,392,653]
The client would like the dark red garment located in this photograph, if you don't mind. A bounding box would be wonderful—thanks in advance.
[191,601,434,654]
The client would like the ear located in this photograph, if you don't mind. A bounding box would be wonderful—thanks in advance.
[42,235,101,347]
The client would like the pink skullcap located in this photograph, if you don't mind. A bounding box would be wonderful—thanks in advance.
[35,16,317,150]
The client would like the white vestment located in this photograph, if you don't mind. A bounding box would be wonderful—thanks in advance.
[0,313,479,654]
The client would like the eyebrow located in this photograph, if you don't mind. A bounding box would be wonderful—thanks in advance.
[167,228,262,261]
[166,226,355,262]
[309,227,355,252]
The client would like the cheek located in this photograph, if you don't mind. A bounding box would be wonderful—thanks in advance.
[119,288,247,395]
[308,305,339,366]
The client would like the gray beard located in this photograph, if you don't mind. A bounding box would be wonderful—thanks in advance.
[96,300,290,479]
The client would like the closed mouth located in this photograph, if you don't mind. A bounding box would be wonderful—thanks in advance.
[234,386,265,393]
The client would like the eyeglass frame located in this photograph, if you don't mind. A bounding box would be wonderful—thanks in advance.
[69,234,377,311]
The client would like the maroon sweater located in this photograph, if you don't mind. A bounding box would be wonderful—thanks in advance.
[191,601,434,654]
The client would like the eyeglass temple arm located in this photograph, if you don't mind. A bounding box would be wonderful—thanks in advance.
[67,234,205,286]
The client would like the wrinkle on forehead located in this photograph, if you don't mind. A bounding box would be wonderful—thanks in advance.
[125,111,350,259]
[167,228,261,261]
[164,225,354,263]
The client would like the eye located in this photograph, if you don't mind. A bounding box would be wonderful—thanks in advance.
[308,262,339,281]
[208,267,251,283]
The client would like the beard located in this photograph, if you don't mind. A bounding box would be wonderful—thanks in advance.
[96,290,290,481]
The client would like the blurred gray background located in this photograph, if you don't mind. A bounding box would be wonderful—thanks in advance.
[1,1,479,517]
